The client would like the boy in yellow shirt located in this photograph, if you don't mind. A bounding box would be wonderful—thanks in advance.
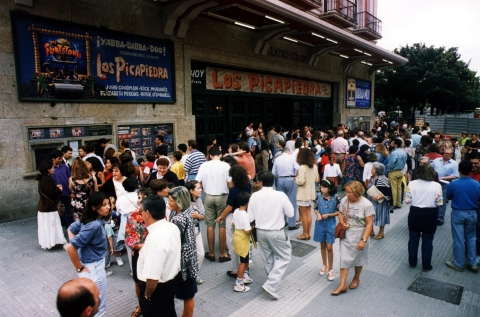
[170,151,186,185]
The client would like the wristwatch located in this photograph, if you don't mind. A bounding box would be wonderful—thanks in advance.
[145,295,151,301]
[76,266,84,273]
[361,238,367,243]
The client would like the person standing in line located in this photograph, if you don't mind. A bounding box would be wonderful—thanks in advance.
[61,145,73,170]
[387,139,407,209]
[186,180,206,284]
[271,127,285,158]
[272,145,299,230]
[464,133,480,161]
[368,162,392,240]
[196,146,232,262]
[36,160,67,250]
[65,192,110,317]
[232,192,253,292]
[331,131,349,172]
[445,160,480,273]
[431,148,459,226]
[331,181,374,296]
[184,139,206,181]
[248,171,294,300]
[469,152,480,257]
[137,195,181,317]
[154,135,169,158]
[295,149,319,240]
[404,163,442,271]
[51,149,73,228]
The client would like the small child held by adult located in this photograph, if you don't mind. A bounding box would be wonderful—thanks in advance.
[313,180,340,281]
[232,192,253,292]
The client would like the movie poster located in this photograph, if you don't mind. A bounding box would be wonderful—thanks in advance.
[346,78,371,108]
[117,123,174,156]
[11,12,175,103]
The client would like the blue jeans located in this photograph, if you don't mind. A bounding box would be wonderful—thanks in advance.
[59,195,74,228]
[477,208,480,256]
[451,209,478,268]
[78,258,107,317]
[408,231,434,270]
[437,183,448,223]
[187,173,197,181]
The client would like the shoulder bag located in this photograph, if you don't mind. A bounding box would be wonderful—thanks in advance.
[334,201,349,239]
[39,190,65,217]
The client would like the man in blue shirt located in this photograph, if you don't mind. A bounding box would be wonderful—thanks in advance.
[387,139,407,208]
[431,148,459,226]
[272,146,299,230]
[445,161,480,273]
[51,149,73,227]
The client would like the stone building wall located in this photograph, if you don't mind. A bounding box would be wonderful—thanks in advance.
[0,0,374,222]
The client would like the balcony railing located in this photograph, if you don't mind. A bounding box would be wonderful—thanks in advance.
[356,11,382,36]
[324,0,357,23]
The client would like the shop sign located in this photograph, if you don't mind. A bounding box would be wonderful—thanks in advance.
[346,77,371,108]
[11,12,175,103]
[266,47,307,63]
[202,67,331,98]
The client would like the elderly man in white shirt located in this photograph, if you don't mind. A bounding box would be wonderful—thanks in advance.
[137,195,181,317]
[248,171,294,300]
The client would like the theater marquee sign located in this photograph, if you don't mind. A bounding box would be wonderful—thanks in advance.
[10,11,175,103]
[191,63,331,98]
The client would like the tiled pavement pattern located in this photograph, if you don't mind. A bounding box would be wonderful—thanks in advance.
[1,200,479,317]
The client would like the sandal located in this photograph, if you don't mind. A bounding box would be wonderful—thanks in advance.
[205,252,216,262]
[219,255,231,262]
[131,306,141,317]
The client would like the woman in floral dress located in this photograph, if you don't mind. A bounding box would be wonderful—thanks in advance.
[125,188,151,317]
[69,159,97,220]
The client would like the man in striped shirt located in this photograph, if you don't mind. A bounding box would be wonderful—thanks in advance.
[184,139,206,181]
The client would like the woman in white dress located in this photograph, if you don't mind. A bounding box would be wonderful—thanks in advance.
[36,160,67,249]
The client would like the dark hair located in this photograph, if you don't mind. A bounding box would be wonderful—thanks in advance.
[122,177,139,192]
[294,138,303,149]
[178,143,187,152]
[404,139,411,147]
[78,145,87,153]
[297,148,315,168]
[80,191,109,224]
[240,142,250,152]
[320,179,337,195]
[229,165,250,188]
[459,160,473,175]
[187,139,197,149]
[229,143,239,153]
[348,146,358,154]
[260,139,269,152]
[417,163,436,182]
[56,284,94,317]
[220,155,238,166]
[146,152,156,162]
[61,146,72,153]
[154,147,166,156]
[86,143,95,153]
[427,143,440,153]
[156,158,170,167]
[359,144,370,153]
[99,138,108,144]
[186,180,200,200]
[86,157,103,173]
[149,179,169,192]
[393,138,402,148]
[142,195,166,220]
[106,157,119,166]
[352,139,360,147]
[208,146,221,157]
[208,136,216,146]
[173,151,182,161]
[51,149,63,159]
[258,171,274,187]
[36,160,53,181]
[138,188,151,197]
[120,140,130,148]
[137,158,145,164]
[237,192,251,207]
[292,132,298,139]
[119,152,133,164]
[155,135,164,143]
[111,163,126,176]
[279,140,286,149]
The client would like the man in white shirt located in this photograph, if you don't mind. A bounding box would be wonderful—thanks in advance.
[137,195,181,317]
[83,143,105,167]
[248,171,294,299]
[196,146,232,262]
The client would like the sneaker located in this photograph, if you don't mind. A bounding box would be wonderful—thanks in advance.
[106,270,113,277]
[262,285,279,299]
[234,283,250,292]
[445,261,464,272]
[116,257,124,267]
[105,263,111,269]
[466,264,478,273]
[327,270,334,281]
[319,265,327,276]
[243,275,253,284]
[129,271,133,276]
[195,277,204,284]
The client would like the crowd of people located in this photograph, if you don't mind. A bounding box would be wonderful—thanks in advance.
[34,122,480,317]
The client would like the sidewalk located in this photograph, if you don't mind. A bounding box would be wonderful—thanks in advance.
[0,201,479,317]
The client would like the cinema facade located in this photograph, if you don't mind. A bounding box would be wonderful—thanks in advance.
[0,0,406,222]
